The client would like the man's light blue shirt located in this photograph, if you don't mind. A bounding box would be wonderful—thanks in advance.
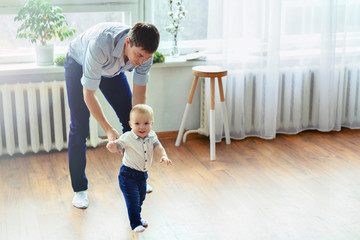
[67,22,153,91]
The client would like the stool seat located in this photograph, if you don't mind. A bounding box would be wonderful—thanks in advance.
[192,65,227,77]
[175,65,231,160]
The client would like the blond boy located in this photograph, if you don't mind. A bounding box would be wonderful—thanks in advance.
[107,104,172,232]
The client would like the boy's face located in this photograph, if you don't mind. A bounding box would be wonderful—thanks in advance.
[124,37,153,66]
[129,111,154,139]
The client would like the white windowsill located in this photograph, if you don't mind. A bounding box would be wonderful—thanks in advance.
[0,56,206,83]
[0,63,65,76]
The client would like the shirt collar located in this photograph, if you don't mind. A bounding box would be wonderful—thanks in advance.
[113,29,128,58]
[112,30,135,69]
[130,130,150,140]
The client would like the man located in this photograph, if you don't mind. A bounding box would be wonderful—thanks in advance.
[64,22,160,209]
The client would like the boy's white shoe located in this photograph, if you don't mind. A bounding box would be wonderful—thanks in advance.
[146,183,152,193]
[141,219,148,228]
[72,190,89,209]
[133,225,145,233]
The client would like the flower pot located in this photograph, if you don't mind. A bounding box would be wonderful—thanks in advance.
[35,44,54,66]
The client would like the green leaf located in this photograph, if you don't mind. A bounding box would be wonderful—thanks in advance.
[14,0,76,44]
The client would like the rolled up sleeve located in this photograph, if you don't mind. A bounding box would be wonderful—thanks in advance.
[81,40,108,90]
[132,56,153,86]
[116,134,127,150]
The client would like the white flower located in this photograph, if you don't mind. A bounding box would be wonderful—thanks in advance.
[166,0,186,38]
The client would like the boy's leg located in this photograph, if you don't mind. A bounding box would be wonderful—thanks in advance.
[139,175,147,208]
[119,166,143,230]
[99,72,132,133]
[139,175,147,224]
[100,73,154,194]
[64,55,90,193]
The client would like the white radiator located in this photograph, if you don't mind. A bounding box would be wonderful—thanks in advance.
[185,66,360,139]
[342,66,360,126]
[277,66,360,130]
[276,67,320,131]
[0,81,101,156]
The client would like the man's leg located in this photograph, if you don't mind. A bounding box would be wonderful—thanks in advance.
[64,55,90,208]
[99,72,132,133]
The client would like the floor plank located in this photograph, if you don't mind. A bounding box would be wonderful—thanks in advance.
[1,128,360,240]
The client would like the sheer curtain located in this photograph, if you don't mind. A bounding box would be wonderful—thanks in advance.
[206,0,360,141]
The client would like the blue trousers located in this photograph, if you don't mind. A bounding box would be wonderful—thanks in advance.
[64,55,132,192]
[119,165,148,230]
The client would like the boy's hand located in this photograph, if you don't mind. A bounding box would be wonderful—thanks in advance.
[106,141,123,157]
[106,141,117,153]
[160,156,172,166]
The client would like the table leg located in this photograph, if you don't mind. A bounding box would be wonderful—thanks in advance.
[175,76,199,146]
[217,77,231,144]
[210,77,216,160]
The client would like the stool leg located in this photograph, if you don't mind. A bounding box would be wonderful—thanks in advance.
[217,77,231,144]
[210,77,216,160]
[175,76,199,146]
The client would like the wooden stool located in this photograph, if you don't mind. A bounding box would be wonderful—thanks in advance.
[175,65,231,160]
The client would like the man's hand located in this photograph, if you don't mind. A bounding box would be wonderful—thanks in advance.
[106,128,120,142]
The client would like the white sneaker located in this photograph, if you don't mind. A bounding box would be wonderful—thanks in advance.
[133,225,145,233]
[141,219,148,228]
[146,183,153,193]
[72,190,89,209]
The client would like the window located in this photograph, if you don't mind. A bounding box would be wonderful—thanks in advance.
[0,0,209,64]
[146,0,209,55]
[279,0,360,63]
[204,0,360,65]
[0,0,143,64]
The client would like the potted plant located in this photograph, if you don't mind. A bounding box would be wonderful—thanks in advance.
[14,0,75,66]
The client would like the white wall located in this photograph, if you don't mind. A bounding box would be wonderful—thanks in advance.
[96,61,202,135]
[0,60,203,136]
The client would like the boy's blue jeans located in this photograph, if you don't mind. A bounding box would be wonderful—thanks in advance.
[64,55,132,192]
[119,165,148,230]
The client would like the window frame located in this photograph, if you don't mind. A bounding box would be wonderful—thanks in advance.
[0,0,145,64]
[143,0,209,56]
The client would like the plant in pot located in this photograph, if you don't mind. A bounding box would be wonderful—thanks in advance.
[14,0,75,66]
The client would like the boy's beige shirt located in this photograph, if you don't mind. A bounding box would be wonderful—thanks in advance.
[116,130,160,171]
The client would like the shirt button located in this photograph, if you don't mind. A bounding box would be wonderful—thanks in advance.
[144,151,146,153]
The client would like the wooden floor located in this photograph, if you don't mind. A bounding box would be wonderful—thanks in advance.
[1,129,360,240]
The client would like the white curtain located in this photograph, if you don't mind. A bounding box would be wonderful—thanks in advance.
[206,0,360,141]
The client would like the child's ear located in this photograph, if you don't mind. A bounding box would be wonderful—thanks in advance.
[151,121,154,126]
[128,121,132,128]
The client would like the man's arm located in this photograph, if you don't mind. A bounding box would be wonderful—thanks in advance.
[83,87,120,141]
[132,84,147,106]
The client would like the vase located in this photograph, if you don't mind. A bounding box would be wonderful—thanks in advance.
[171,35,180,57]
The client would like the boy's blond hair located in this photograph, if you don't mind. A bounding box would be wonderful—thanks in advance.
[130,104,154,121]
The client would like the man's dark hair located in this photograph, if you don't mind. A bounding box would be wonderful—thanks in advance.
[128,22,160,53]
